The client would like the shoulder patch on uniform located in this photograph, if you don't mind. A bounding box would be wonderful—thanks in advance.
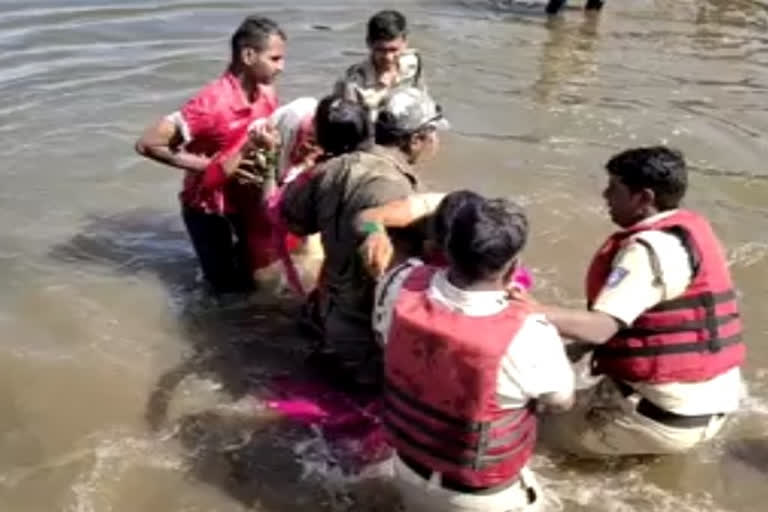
[605,267,629,288]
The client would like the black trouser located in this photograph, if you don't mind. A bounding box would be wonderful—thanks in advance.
[304,302,383,395]
[181,206,253,294]
[546,0,604,14]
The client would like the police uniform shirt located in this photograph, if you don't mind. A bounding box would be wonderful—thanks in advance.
[591,210,743,415]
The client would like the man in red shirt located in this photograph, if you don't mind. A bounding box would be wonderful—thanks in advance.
[135,16,284,293]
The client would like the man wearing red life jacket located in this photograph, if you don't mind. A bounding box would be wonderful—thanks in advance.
[135,16,284,294]
[375,193,574,511]
[519,146,745,456]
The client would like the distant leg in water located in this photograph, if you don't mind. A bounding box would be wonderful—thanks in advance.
[546,0,605,15]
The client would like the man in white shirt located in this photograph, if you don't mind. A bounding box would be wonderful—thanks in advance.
[374,192,574,512]
[518,146,745,456]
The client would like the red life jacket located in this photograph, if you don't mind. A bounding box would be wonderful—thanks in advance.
[586,209,745,383]
[383,266,537,488]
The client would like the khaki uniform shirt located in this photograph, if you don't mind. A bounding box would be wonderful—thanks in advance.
[281,146,422,355]
[333,50,425,119]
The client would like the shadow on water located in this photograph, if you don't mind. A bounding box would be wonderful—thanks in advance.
[49,208,198,292]
[47,208,384,511]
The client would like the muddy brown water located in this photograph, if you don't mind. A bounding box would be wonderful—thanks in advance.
[1,0,768,510]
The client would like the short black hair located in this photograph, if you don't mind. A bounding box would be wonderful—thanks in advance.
[315,95,372,157]
[606,146,687,210]
[432,190,484,248]
[231,16,285,59]
[446,196,529,282]
[367,10,408,44]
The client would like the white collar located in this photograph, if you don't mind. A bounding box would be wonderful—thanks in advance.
[629,209,679,230]
[428,269,510,317]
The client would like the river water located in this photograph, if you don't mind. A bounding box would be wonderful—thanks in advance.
[1,0,768,510]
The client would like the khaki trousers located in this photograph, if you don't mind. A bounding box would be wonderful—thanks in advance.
[393,455,543,512]
[541,378,729,457]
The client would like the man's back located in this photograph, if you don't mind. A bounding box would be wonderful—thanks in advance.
[282,145,420,348]
[318,148,419,315]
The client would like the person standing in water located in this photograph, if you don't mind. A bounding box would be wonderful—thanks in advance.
[135,16,285,294]
[280,87,447,392]
[516,146,745,456]
[199,97,323,296]
[546,0,605,15]
[334,10,426,120]
[203,94,381,298]
[376,193,574,512]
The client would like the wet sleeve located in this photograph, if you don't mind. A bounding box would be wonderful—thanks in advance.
[591,231,693,326]
[279,171,320,236]
[178,93,219,143]
[498,314,575,403]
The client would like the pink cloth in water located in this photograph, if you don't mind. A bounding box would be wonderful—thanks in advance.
[264,378,391,472]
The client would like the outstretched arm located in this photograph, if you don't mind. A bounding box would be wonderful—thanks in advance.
[355,193,445,277]
[134,117,211,173]
[538,305,621,345]
[355,193,445,234]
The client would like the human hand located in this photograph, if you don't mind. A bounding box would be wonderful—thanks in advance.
[248,120,281,151]
[232,167,263,186]
[359,231,394,278]
[507,286,541,309]
[231,147,267,184]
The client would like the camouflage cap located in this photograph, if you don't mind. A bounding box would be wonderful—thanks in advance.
[377,87,450,135]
